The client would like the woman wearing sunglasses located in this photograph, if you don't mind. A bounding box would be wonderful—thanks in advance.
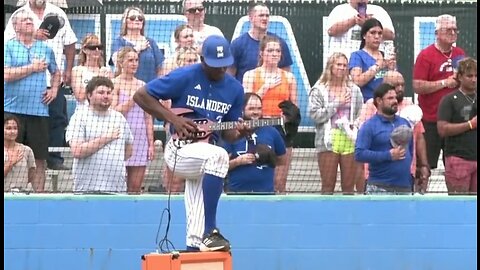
[110,6,165,83]
[71,34,112,112]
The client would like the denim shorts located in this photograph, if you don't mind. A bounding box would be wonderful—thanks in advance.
[365,183,413,195]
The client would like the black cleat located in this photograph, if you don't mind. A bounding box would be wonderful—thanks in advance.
[199,228,231,252]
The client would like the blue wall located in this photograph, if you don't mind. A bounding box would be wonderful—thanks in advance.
[4,195,477,270]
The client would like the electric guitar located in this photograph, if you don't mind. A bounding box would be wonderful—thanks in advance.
[170,108,284,142]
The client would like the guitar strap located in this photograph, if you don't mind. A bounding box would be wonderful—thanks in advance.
[172,136,218,148]
[172,139,193,149]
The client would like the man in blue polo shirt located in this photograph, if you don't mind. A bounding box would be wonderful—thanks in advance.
[228,2,293,83]
[355,83,414,194]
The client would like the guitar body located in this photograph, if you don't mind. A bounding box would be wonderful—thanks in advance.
[169,108,215,142]
[169,108,284,143]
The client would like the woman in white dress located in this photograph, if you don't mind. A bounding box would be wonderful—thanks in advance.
[71,34,112,112]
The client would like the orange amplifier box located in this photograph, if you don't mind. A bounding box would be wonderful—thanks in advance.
[141,251,232,270]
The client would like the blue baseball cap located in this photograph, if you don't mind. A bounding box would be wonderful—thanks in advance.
[201,35,234,68]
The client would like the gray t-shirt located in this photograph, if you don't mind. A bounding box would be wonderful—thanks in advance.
[66,108,134,193]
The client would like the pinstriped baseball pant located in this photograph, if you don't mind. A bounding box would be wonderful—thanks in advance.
[164,138,229,248]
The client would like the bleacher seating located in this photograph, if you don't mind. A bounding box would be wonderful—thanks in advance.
[43,147,447,193]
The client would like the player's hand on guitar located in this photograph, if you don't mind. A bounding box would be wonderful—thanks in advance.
[171,115,198,139]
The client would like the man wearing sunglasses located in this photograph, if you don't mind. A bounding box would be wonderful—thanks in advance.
[183,0,224,50]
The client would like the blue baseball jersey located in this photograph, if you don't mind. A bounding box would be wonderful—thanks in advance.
[146,63,244,142]
[230,32,293,83]
[223,126,286,193]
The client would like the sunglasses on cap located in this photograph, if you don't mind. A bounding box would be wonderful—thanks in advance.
[85,44,103,50]
[128,15,144,22]
[187,7,205,13]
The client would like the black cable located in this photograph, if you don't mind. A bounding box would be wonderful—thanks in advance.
[155,142,180,253]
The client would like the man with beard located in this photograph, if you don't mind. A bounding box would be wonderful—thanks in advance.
[65,76,133,193]
[437,57,477,194]
[356,71,430,193]
[354,83,414,194]
[223,93,287,194]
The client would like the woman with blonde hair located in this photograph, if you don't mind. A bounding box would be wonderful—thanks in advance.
[242,35,298,194]
[71,34,112,111]
[110,6,164,83]
[111,47,155,193]
[309,52,364,194]
[159,24,197,76]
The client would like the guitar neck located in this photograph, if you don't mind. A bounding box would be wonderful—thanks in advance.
[208,118,283,131]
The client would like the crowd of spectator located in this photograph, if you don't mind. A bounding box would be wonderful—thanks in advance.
[4,0,476,195]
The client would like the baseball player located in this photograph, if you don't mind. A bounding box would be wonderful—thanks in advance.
[133,35,250,251]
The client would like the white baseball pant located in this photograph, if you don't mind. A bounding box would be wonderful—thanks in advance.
[164,138,229,248]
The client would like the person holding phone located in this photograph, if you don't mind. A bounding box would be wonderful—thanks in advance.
[325,0,395,65]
